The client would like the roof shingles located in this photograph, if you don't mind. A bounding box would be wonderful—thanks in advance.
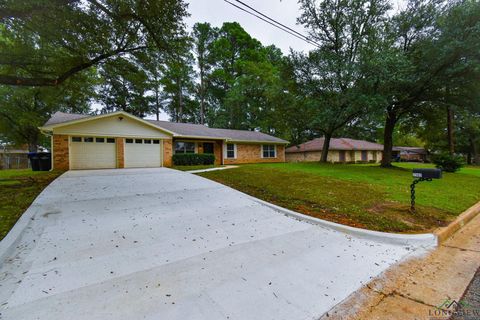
[286,137,384,153]
[43,112,288,143]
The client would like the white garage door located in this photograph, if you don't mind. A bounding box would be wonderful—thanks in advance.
[70,136,117,169]
[125,138,162,168]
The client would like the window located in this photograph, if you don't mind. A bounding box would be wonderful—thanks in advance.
[135,139,143,144]
[226,144,236,159]
[361,151,368,161]
[96,137,105,143]
[126,139,133,144]
[262,145,276,158]
[107,138,115,143]
[72,137,82,142]
[84,137,94,143]
[175,141,195,154]
[153,140,160,144]
[144,139,152,144]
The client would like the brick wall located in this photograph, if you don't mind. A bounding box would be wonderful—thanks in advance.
[53,134,69,170]
[223,144,285,165]
[116,138,124,168]
[163,139,173,167]
[286,150,383,163]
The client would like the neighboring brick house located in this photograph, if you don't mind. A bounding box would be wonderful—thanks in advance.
[286,137,384,163]
[40,111,288,170]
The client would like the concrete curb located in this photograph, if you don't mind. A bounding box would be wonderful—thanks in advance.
[0,204,40,262]
[187,165,238,174]
[243,195,438,248]
[434,201,480,244]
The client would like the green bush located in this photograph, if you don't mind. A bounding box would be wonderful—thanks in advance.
[172,153,215,166]
[431,153,465,173]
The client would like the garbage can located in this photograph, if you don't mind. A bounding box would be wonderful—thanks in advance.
[38,153,52,171]
[28,152,40,171]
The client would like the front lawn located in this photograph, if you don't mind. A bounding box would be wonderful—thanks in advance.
[198,163,480,233]
[0,169,62,240]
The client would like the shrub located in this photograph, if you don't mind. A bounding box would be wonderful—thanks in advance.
[172,153,215,166]
[431,153,465,173]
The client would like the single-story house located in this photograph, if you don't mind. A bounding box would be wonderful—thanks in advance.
[285,137,384,163]
[39,111,288,170]
[392,146,428,162]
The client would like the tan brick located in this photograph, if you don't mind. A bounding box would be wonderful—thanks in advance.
[116,138,124,168]
[52,134,69,170]
[224,144,285,165]
[163,139,173,167]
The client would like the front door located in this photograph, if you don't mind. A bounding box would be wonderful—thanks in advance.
[203,142,214,154]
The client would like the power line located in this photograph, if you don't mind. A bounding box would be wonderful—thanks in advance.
[223,0,320,49]
[231,0,320,47]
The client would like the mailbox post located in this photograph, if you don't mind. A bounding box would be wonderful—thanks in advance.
[410,169,442,213]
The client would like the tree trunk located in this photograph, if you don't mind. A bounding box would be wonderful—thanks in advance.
[447,106,455,155]
[199,71,205,125]
[320,133,332,163]
[471,138,479,165]
[178,78,183,123]
[155,89,160,121]
[381,111,397,168]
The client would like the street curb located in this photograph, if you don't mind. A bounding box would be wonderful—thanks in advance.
[434,201,480,244]
[247,196,438,248]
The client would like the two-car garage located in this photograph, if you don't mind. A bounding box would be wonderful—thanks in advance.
[69,136,163,170]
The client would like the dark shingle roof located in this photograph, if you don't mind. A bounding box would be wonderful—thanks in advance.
[286,137,384,153]
[43,112,288,143]
[44,112,90,126]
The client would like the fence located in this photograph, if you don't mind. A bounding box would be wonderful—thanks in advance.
[0,153,30,169]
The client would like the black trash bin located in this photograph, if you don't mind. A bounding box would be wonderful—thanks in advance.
[38,153,52,171]
[28,152,40,171]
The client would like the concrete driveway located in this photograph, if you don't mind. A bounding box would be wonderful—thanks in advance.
[0,168,431,320]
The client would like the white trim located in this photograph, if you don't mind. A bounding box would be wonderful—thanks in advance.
[261,144,277,159]
[224,143,237,159]
[39,111,175,136]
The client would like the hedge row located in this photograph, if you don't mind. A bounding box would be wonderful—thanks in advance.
[172,153,215,166]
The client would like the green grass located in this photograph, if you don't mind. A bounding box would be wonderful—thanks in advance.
[0,169,62,240]
[198,162,480,233]
[173,165,221,171]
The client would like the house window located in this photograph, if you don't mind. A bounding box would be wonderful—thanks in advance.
[361,150,368,161]
[96,137,105,143]
[84,137,94,143]
[153,140,160,144]
[72,137,82,142]
[126,139,133,144]
[226,144,236,159]
[144,139,152,144]
[175,141,195,154]
[262,145,276,158]
[135,139,143,144]
[106,138,115,143]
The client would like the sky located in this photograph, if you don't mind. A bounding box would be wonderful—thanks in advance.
[185,0,315,54]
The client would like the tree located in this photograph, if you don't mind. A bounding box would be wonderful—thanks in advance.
[0,75,95,150]
[0,0,189,87]
[375,0,480,167]
[192,23,217,124]
[295,0,391,162]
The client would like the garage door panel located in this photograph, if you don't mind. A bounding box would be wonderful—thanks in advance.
[125,139,162,168]
[70,138,116,169]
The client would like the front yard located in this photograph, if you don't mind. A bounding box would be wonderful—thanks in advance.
[198,163,480,233]
[0,169,62,240]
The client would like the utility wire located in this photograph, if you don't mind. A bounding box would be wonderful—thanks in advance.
[231,0,321,47]
[223,0,320,49]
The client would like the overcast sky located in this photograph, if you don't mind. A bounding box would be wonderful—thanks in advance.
[185,0,407,54]
[186,0,314,54]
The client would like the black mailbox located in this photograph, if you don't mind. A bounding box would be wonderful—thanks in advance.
[412,168,442,179]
